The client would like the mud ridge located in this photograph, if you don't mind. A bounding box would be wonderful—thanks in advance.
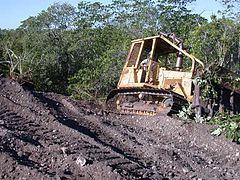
[0,78,239,179]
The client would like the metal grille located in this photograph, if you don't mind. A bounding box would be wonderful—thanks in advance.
[127,43,141,67]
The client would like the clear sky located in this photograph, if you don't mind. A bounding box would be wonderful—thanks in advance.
[0,0,224,29]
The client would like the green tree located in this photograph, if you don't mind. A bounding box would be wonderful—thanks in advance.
[189,16,240,73]
[68,26,130,99]
[18,3,77,92]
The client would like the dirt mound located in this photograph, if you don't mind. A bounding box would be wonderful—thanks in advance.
[0,78,239,179]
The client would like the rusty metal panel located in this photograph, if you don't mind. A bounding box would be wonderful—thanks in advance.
[127,43,141,67]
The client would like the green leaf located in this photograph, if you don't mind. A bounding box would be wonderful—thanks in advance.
[211,128,223,136]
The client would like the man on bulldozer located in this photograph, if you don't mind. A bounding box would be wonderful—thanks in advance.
[140,52,157,84]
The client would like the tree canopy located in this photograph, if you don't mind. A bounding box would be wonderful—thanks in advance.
[0,0,239,99]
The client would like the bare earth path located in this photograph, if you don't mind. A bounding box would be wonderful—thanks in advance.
[0,78,239,179]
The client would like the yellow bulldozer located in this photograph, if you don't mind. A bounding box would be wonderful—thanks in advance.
[106,33,240,116]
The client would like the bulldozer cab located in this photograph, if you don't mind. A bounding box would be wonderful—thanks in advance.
[117,33,204,100]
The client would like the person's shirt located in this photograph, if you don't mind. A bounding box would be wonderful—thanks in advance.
[140,58,149,70]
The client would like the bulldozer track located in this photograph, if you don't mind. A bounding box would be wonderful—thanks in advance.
[106,88,187,116]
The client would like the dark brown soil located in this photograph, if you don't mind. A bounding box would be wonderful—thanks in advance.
[0,78,239,179]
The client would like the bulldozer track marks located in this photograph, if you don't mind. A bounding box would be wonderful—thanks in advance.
[0,78,239,179]
[0,86,154,178]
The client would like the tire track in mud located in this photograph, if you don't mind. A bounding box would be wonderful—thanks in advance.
[0,78,239,179]
[43,93,239,179]
[0,105,53,179]
[70,111,239,179]
[92,118,203,179]
[0,81,155,179]
[34,92,162,179]
[99,116,240,179]
[42,91,240,179]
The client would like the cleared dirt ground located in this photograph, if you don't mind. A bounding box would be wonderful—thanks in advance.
[0,78,239,179]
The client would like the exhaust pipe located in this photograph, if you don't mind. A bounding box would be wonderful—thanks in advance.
[160,32,183,70]
[176,42,183,70]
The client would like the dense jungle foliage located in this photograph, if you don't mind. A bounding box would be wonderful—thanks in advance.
[0,0,239,99]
